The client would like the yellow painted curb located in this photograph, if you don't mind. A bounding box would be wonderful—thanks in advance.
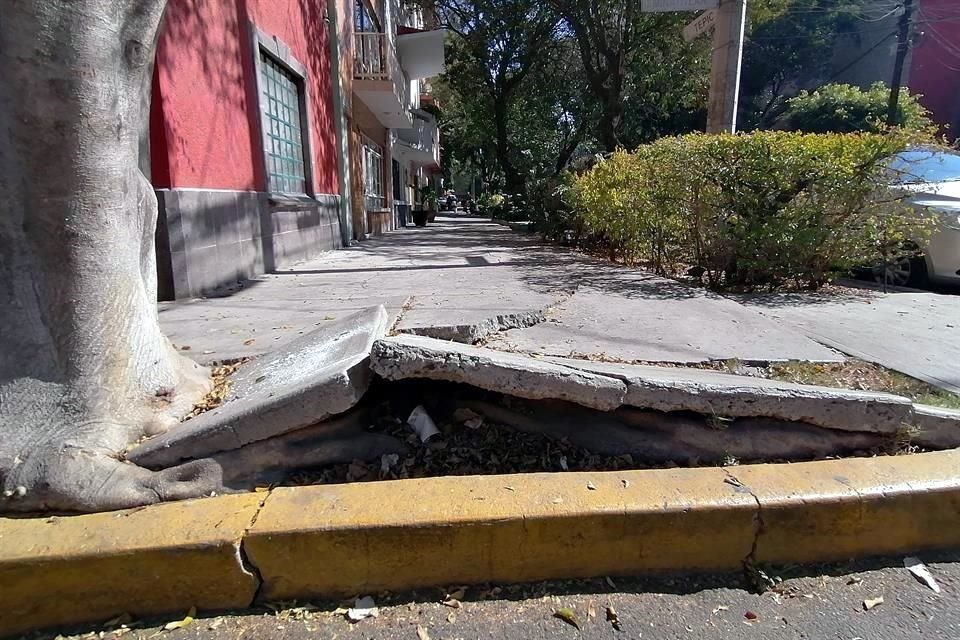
[0,493,264,638]
[243,467,759,601]
[3,450,960,637]
[731,450,960,565]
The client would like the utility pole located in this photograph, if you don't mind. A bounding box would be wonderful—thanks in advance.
[886,0,915,127]
[706,0,747,134]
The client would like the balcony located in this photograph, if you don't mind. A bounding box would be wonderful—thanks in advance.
[354,32,414,128]
[396,109,440,167]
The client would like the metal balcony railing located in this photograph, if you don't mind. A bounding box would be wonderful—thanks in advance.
[354,32,412,110]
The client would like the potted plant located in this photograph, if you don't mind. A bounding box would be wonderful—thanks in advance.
[413,185,439,226]
[423,186,440,223]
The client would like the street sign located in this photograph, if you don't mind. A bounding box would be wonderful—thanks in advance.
[682,10,717,42]
[642,0,719,13]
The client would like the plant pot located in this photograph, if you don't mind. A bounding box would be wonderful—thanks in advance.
[413,210,429,227]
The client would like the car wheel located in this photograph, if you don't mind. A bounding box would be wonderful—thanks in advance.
[872,254,928,288]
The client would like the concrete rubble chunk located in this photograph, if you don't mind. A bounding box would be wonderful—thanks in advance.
[546,357,913,434]
[370,335,627,411]
[910,404,960,449]
[131,306,389,469]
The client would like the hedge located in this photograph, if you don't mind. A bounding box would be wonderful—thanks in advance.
[566,131,931,290]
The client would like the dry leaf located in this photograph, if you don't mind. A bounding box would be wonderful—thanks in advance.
[163,607,196,631]
[586,481,597,490]
[447,612,457,624]
[712,605,729,615]
[417,625,431,640]
[243,339,256,346]
[448,587,467,600]
[621,479,630,489]
[179,345,192,351]
[744,610,758,621]
[554,607,581,630]
[606,606,622,631]
[207,618,224,630]
[587,603,597,618]
[442,598,462,609]
[904,557,941,593]
[863,596,884,611]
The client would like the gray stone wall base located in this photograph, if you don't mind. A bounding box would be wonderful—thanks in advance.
[155,189,342,300]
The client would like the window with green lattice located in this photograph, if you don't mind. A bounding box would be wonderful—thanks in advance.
[259,50,308,195]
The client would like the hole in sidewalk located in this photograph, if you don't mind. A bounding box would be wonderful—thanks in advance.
[267,379,911,489]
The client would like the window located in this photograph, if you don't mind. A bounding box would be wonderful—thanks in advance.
[362,136,386,210]
[259,49,308,195]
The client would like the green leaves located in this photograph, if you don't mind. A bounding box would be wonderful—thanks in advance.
[570,131,923,290]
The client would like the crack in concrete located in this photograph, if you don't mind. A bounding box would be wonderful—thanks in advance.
[722,468,765,573]
[238,488,273,606]
[397,290,577,345]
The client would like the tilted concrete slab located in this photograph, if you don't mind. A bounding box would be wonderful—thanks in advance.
[395,290,562,343]
[486,285,844,364]
[131,306,389,469]
[911,404,960,449]
[741,289,960,394]
[370,335,626,411]
[547,357,913,433]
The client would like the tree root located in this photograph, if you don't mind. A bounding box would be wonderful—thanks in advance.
[1,442,223,514]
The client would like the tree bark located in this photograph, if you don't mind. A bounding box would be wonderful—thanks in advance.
[0,0,221,512]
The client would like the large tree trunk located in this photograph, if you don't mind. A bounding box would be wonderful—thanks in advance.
[0,0,221,512]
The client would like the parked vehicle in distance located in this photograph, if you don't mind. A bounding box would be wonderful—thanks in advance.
[874,149,960,287]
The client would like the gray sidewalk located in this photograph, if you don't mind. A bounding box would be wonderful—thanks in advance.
[159,216,839,365]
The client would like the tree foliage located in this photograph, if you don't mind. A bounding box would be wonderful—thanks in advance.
[781,82,934,134]
[739,0,868,129]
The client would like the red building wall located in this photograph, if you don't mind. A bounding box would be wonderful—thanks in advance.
[910,0,960,139]
[151,0,339,194]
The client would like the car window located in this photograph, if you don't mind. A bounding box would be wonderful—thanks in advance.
[890,150,960,184]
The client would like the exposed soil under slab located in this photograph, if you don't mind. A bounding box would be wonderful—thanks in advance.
[280,380,911,489]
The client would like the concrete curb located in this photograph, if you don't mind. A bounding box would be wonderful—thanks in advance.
[3,451,960,637]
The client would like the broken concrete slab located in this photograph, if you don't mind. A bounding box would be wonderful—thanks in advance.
[131,306,390,469]
[547,358,913,434]
[486,285,844,364]
[911,404,960,449]
[395,291,562,343]
[370,335,626,411]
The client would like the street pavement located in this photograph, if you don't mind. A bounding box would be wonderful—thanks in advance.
[50,553,960,640]
[159,216,839,365]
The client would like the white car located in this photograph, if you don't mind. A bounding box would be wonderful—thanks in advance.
[879,149,960,287]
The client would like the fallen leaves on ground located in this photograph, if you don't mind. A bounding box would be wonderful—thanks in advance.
[605,606,622,631]
[184,360,248,420]
[554,607,581,630]
[416,624,431,640]
[863,596,884,611]
[292,407,639,487]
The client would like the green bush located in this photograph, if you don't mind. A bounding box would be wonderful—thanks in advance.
[782,82,933,134]
[567,130,930,290]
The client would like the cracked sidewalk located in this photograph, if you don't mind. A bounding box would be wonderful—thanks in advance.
[159,216,839,365]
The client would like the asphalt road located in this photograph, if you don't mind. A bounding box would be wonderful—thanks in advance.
[43,552,960,640]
